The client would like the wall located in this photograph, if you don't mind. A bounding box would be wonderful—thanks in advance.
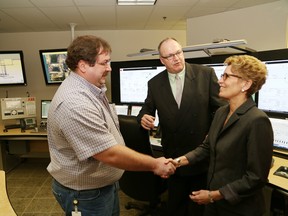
[186,0,288,52]
[0,30,186,124]
[1,0,288,125]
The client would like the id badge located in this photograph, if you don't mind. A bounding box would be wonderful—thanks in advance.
[72,211,82,216]
[72,199,82,216]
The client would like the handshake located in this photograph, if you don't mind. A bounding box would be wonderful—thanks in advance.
[153,156,184,178]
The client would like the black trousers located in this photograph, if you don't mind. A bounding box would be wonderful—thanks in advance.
[166,173,207,216]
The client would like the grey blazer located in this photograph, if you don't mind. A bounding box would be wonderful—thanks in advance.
[137,62,226,176]
[186,97,274,215]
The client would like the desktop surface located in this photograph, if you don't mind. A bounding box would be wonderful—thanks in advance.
[268,156,288,191]
[0,125,47,139]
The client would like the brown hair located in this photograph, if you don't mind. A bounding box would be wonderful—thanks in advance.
[224,55,267,97]
[66,35,112,71]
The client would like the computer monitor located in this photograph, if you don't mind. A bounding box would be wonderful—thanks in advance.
[130,105,142,116]
[41,100,51,119]
[39,49,71,84]
[0,97,36,120]
[205,63,226,80]
[269,117,288,153]
[0,50,27,85]
[119,66,165,104]
[114,104,129,115]
[111,59,166,105]
[257,60,288,116]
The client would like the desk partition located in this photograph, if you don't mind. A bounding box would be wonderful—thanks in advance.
[0,126,47,171]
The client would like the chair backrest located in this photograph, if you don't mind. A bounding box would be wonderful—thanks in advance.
[118,115,153,156]
[0,170,17,216]
[118,115,165,202]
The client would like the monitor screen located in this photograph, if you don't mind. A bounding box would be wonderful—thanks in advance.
[257,60,288,115]
[119,66,165,104]
[41,100,51,119]
[114,104,129,115]
[130,105,142,116]
[39,49,71,84]
[0,97,37,120]
[205,63,226,80]
[111,59,165,105]
[0,51,27,85]
[269,117,288,153]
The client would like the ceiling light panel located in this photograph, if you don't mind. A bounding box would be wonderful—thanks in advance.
[117,0,157,6]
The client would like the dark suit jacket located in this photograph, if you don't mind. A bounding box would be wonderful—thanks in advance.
[137,62,226,176]
[186,98,274,215]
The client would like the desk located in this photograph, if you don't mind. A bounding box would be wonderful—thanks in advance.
[268,155,288,192]
[0,127,48,171]
[0,129,162,171]
[0,170,17,215]
[268,155,288,214]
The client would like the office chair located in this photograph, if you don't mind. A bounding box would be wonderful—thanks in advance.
[118,115,166,216]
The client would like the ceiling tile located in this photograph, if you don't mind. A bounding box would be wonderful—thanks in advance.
[30,0,75,7]
[156,0,198,6]
[2,8,57,29]
[0,0,34,8]
[78,6,116,26]
[0,0,280,32]
[74,0,116,6]
[40,7,87,30]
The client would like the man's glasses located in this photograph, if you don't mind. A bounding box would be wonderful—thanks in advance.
[161,50,183,61]
[220,73,242,81]
[96,60,111,67]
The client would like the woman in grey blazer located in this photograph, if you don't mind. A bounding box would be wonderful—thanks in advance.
[173,55,273,216]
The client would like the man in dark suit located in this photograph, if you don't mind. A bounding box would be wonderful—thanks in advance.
[137,37,226,216]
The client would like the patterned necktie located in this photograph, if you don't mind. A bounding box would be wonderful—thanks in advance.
[175,74,182,108]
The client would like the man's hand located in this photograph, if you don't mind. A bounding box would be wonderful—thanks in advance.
[190,190,222,205]
[189,190,210,205]
[141,114,155,130]
[153,157,176,178]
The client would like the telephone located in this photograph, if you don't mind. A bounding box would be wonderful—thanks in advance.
[20,118,37,131]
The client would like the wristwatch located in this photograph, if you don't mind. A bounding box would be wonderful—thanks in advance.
[208,191,214,203]
[175,157,181,167]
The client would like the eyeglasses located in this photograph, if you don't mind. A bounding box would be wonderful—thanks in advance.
[161,50,183,61]
[220,73,242,81]
[97,60,111,67]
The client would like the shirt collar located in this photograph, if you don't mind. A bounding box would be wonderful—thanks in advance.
[168,67,185,82]
[70,72,107,97]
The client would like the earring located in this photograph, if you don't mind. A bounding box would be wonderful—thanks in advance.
[241,89,245,92]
